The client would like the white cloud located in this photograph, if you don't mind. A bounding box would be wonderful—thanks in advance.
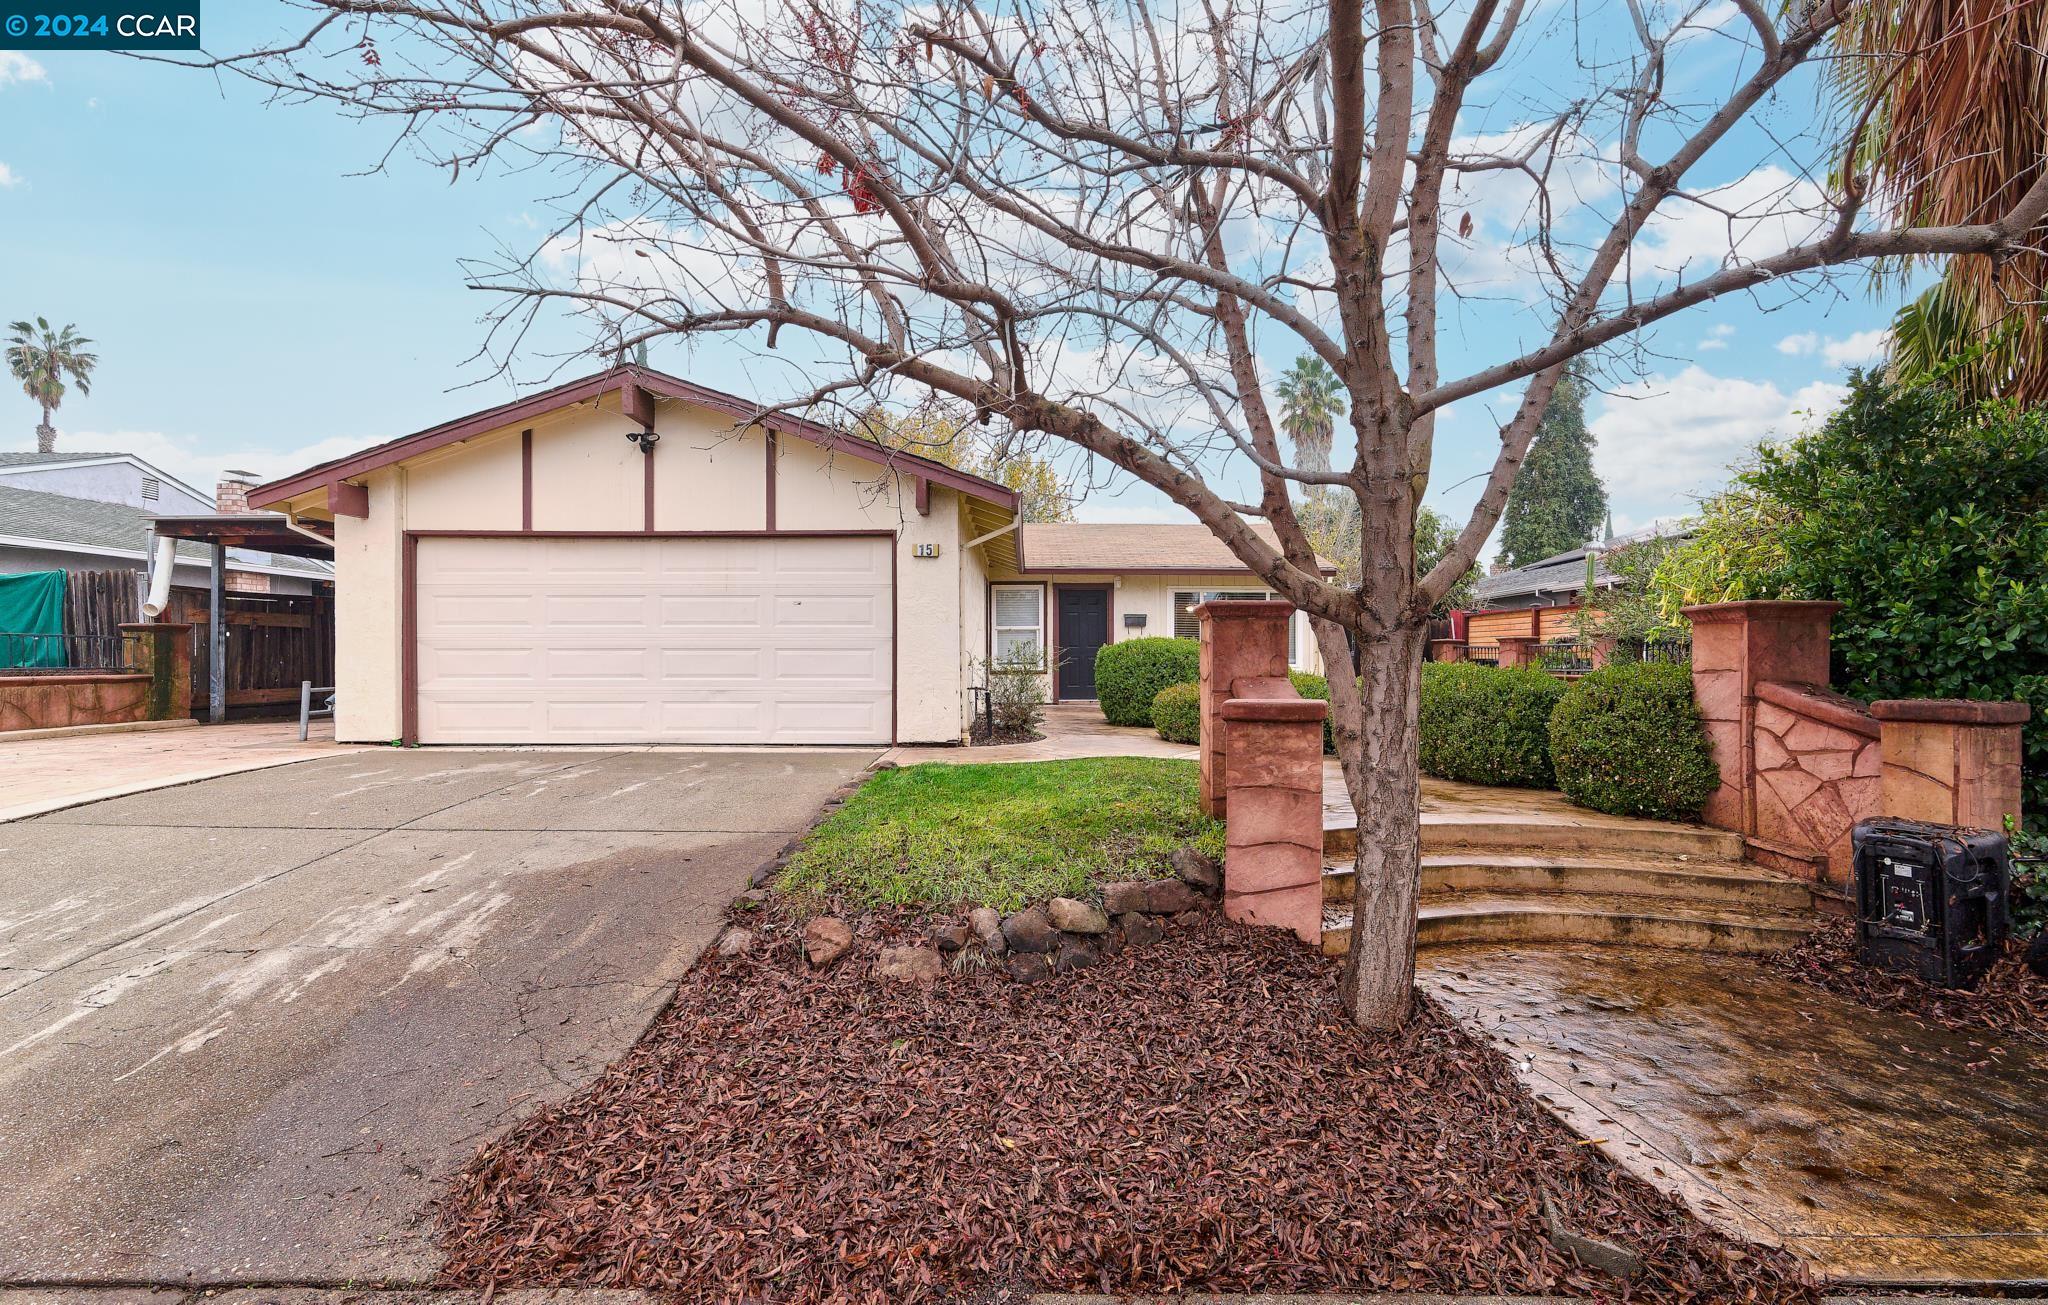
[18,429,370,502]
[1636,167,1832,280]
[1820,329,1887,367]
[1776,328,1886,367]
[0,162,19,188]
[1698,323,1735,352]
[0,52,46,86]
[1591,365,1847,509]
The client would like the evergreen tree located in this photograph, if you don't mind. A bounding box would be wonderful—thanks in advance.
[1497,370,1607,567]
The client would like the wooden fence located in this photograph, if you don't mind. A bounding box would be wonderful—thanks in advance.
[60,569,142,669]
[165,588,337,712]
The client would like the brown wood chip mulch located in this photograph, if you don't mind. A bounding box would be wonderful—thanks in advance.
[439,910,1812,1304]
[1760,916,2048,1048]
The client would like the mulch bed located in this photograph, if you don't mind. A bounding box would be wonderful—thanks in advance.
[439,909,1812,1303]
[1759,917,2048,1048]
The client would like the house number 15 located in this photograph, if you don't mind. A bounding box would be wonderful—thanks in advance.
[913,542,941,558]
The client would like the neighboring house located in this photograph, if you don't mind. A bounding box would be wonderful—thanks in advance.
[0,452,333,597]
[1462,527,1687,653]
[250,364,1329,746]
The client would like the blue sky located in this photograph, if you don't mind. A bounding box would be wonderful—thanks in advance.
[0,5,1906,550]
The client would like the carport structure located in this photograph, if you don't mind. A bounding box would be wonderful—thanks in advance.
[147,513,336,722]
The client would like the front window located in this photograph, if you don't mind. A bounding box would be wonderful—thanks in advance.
[1173,589,1307,668]
[992,584,1045,669]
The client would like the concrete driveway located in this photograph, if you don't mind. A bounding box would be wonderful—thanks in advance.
[0,747,875,1288]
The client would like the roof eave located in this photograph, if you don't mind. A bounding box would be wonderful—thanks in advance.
[249,365,1019,514]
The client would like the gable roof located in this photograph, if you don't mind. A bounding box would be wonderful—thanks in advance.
[0,482,332,577]
[250,364,1020,513]
[1017,522,1338,575]
[0,450,216,509]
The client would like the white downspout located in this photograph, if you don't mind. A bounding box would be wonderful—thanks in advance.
[141,534,177,618]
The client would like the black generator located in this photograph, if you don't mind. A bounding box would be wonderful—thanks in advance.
[1853,817,2011,990]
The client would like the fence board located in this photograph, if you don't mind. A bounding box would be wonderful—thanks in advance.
[170,587,335,715]
[60,570,140,669]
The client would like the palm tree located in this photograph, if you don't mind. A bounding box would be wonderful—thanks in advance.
[1829,0,2048,401]
[6,318,98,453]
[1274,355,1346,474]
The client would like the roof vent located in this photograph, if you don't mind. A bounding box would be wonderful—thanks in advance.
[141,476,160,502]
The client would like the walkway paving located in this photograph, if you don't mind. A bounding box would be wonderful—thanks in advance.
[882,702,1197,766]
[0,718,347,823]
[1421,944,2048,1287]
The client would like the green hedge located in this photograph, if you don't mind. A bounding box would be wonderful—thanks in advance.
[1096,637,1201,726]
[1288,671,1337,754]
[1418,662,1567,788]
[1549,662,1720,820]
[1151,682,1202,743]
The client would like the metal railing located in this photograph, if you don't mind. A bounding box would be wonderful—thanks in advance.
[299,681,336,740]
[0,632,136,673]
[1533,639,1595,674]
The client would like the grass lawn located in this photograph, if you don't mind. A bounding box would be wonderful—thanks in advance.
[777,757,1224,912]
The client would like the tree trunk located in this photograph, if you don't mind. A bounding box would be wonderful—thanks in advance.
[1335,619,1426,1028]
[35,412,54,454]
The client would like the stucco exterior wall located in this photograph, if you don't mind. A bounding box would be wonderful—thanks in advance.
[982,568,1325,684]
[312,394,983,745]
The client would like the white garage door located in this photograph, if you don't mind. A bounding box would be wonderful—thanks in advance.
[414,535,893,744]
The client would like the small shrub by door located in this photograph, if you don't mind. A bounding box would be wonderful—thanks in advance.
[1151,682,1202,743]
[1096,637,1201,726]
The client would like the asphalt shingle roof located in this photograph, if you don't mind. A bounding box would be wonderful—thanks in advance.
[1017,522,1336,574]
[0,483,331,575]
[0,451,127,467]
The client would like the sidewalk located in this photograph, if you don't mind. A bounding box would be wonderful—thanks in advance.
[0,717,347,823]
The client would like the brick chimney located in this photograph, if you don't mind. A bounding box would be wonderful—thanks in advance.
[216,469,258,514]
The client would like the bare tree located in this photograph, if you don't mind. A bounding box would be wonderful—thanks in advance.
[189,0,2048,1028]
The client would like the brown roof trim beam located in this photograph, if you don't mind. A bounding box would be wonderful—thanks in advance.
[250,365,1019,514]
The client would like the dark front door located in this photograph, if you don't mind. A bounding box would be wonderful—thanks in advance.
[1055,586,1111,700]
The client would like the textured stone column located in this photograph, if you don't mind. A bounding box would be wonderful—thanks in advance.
[1872,699,2031,831]
[1219,692,1326,944]
[120,622,194,721]
[1494,635,1540,669]
[1427,638,1468,663]
[1195,600,1295,819]
[1587,635,1619,669]
[1681,600,1841,839]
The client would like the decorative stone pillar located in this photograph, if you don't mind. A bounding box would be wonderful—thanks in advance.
[1681,600,1841,838]
[1495,635,1540,669]
[1872,699,2031,831]
[1218,692,1326,944]
[1427,638,1468,663]
[120,622,194,721]
[1587,635,1619,669]
[1195,600,1295,819]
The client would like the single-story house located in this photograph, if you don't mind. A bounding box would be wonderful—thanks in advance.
[250,364,1329,746]
[0,452,333,597]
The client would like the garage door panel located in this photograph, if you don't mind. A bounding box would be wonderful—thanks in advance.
[770,645,890,682]
[416,535,893,744]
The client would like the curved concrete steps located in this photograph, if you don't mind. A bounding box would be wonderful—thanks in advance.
[1323,853,1816,911]
[1320,891,1814,958]
[1319,790,1818,959]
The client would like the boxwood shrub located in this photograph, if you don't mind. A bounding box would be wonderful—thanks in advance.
[1095,637,1200,726]
[1150,681,1202,743]
[1418,662,1567,788]
[1549,662,1721,820]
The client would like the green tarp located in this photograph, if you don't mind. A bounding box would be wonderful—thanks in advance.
[0,570,68,668]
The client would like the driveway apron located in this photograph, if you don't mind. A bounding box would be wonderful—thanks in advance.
[0,748,872,1287]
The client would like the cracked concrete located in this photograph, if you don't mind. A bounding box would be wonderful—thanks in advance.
[0,747,876,1289]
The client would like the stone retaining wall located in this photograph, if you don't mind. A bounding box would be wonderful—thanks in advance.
[0,672,153,733]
